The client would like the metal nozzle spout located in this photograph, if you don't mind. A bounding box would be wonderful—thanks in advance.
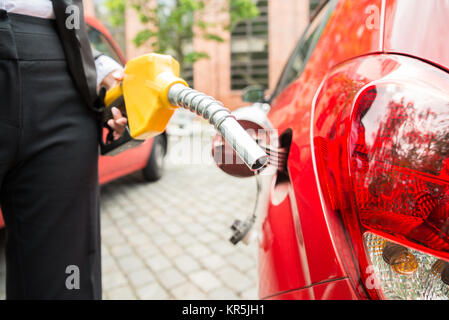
[168,84,268,171]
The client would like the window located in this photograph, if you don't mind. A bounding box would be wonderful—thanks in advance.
[230,0,269,91]
[269,0,336,101]
[87,26,123,66]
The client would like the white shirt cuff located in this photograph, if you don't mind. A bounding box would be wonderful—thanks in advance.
[95,55,124,87]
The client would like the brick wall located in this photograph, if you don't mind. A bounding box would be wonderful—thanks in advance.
[268,0,309,92]
[125,0,158,59]
[83,0,96,16]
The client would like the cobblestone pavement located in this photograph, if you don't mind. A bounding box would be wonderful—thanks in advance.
[0,134,259,300]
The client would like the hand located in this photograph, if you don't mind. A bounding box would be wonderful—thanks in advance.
[108,107,128,140]
[101,69,128,139]
[100,69,123,91]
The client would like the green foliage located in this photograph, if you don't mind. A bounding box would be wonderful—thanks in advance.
[203,33,224,42]
[105,0,259,71]
[184,51,210,63]
[229,0,259,30]
[104,0,126,27]
[133,29,158,47]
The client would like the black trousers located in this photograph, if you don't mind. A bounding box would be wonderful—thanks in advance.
[0,13,102,299]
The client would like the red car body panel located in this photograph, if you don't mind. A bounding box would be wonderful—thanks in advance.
[98,139,154,185]
[266,278,357,300]
[384,0,449,72]
[259,0,449,299]
[259,0,383,299]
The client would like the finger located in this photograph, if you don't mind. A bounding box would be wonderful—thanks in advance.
[112,107,127,121]
[108,118,127,130]
[111,107,123,121]
[112,70,124,81]
[107,119,118,131]
[107,121,125,140]
[116,118,128,126]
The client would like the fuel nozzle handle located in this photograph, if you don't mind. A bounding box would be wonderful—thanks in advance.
[103,53,269,167]
[168,83,268,171]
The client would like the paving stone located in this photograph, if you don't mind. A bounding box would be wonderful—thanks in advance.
[209,287,240,300]
[241,287,258,300]
[145,253,172,272]
[174,233,197,247]
[185,223,208,235]
[107,285,137,300]
[101,224,120,238]
[246,269,259,284]
[207,222,226,233]
[120,225,141,237]
[114,216,135,229]
[200,254,226,270]
[227,252,256,272]
[102,256,121,274]
[127,268,156,288]
[151,233,172,246]
[195,231,220,244]
[102,232,126,247]
[136,282,169,300]
[170,282,206,300]
[158,268,187,290]
[186,244,211,259]
[134,242,160,259]
[102,271,129,291]
[209,241,236,256]
[152,214,172,225]
[176,215,195,224]
[142,222,164,235]
[160,241,184,258]
[127,232,151,247]
[174,254,201,274]
[110,244,134,258]
[117,255,145,273]
[216,267,253,293]
[109,209,128,221]
[189,270,222,293]
[135,216,152,226]
[163,223,184,236]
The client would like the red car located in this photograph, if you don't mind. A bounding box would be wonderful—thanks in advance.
[0,17,167,228]
[216,0,449,300]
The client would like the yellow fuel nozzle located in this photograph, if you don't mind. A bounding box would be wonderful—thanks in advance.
[104,53,268,171]
[104,53,188,140]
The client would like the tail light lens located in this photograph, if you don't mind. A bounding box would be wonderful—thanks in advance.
[313,55,449,299]
[365,233,449,299]
[352,84,449,259]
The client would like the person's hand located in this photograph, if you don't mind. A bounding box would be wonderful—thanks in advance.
[108,107,128,139]
[101,69,128,139]
[100,69,123,91]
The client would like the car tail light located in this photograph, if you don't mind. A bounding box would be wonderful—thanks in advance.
[364,233,449,299]
[351,83,449,258]
[313,55,449,299]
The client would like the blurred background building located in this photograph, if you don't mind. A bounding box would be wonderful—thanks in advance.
[86,0,322,109]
